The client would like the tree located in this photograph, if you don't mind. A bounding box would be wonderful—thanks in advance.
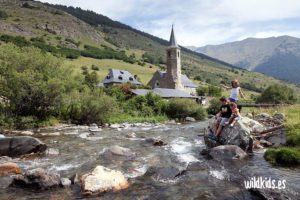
[257,84,297,104]
[84,71,99,90]
[0,43,71,119]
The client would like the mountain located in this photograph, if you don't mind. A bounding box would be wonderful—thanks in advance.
[195,36,300,83]
[0,0,299,95]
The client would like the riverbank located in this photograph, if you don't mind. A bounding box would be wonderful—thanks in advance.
[242,104,300,166]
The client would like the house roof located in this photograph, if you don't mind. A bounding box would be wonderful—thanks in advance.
[131,88,197,98]
[157,71,198,88]
[102,69,141,85]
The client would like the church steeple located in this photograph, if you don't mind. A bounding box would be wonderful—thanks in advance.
[165,25,183,90]
[169,25,179,48]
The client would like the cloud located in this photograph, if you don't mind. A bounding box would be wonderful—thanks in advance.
[40,0,300,46]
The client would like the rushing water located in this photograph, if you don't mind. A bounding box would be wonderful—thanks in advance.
[0,121,299,199]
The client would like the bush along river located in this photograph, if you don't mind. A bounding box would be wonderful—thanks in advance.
[0,120,299,199]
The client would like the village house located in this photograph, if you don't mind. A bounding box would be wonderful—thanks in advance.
[100,69,141,87]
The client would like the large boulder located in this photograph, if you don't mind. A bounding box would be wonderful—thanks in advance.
[265,129,287,147]
[209,145,248,161]
[11,168,60,190]
[0,162,21,176]
[207,117,263,151]
[81,165,129,195]
[0,136,47,157]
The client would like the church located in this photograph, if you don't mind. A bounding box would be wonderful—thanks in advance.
[147,26,198,96]
[131,26,198,99]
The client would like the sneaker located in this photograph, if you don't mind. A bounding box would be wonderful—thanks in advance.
[229,124,234,128]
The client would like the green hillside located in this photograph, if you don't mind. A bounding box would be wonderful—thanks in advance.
[0,0,300,96]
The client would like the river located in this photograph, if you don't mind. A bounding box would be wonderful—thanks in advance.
[0,121,299,199]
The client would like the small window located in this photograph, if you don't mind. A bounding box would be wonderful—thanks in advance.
[168,51,171,58]
[178,52,180,57]
[106,75,110,79]
[156,81,160,86]
[129,77,133,81]
[118,75,123,80]
[120,71,124,74]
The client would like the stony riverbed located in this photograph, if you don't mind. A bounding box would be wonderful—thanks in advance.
[0,121,299,199]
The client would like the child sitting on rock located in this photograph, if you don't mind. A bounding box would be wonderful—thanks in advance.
[214,97,232,140]
[226,102,241,127]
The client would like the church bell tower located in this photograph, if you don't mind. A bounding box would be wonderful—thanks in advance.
[166,25,183,89]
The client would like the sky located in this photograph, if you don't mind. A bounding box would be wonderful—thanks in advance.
[40,0,300,47]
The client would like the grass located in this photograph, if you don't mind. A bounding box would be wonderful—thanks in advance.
[64,57,159,84]
[244,105,300,167]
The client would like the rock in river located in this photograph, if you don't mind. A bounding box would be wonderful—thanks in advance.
[0,136,47,157]
[11,168,60,190]
[104,145,136,157]
[81,165,129,195]
[209,145,248,161]
[0,162,21,176]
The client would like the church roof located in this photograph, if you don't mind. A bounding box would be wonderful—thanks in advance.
[131,88,197,98]
[169,25,179,48]
[101,69,141,85]
[157,71,198,88]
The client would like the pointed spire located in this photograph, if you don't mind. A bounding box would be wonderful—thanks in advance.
[169,24,179,48]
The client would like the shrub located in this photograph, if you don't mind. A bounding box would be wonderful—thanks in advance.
[0,10,8,20]
[0,43,71,120]
[257,84,297,104]
[207,98,220,115]
[91,64,99,71]
[197,87,209,96]
[81,66,88,70]
[264,148,300,166]
[166,98,206,120]
[63,90,118,124]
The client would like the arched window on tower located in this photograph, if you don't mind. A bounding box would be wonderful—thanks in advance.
[178,52,180,57]
[168,51,171,58]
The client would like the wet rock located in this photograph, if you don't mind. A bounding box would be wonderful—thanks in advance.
[20,131,34,136]
[126,132,136,138]
[40,132,60,136]
[209,145,248,161]
[145,138,167,146]
[104,145,135,157]
[207,117,262,151]
[110,124,121,129]
[185,117,196,122]
[11,168,60,190]
[63,130,79,135]
[0,136,47,157]
[45,148,59,156]
[79,132,89,139]
[0,162,21,176]
[249,188,296,200]
[259,139,273,147]
[265,129,287,147]
[81,165,129,195]
[85,137,103,141]
[60,178,71,187]
[89,124,102,132]
[167,120,176,124]
[70,173,80,184]
[144,166,186,181]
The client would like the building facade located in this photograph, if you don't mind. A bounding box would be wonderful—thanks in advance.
[148,26,198,95]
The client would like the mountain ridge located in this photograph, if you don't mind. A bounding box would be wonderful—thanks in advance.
[195,35,300,83]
